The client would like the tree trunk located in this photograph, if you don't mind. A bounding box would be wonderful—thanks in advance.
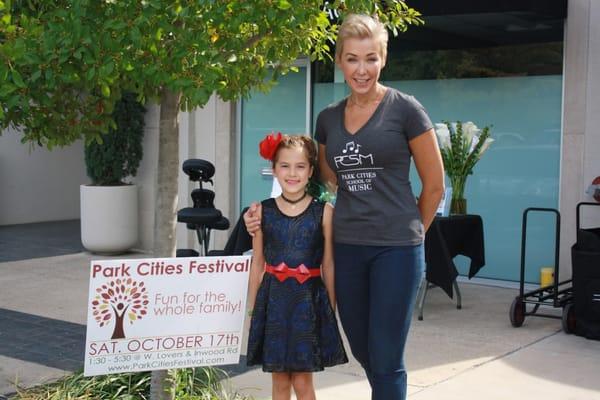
[150,88,181,400]
[150,370,174,400]
[110,309,126,339]
[153,87,182,259]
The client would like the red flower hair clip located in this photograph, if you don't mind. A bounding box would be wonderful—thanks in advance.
[259,132,283,161]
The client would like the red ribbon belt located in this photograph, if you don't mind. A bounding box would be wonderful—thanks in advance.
[265,262,321,284]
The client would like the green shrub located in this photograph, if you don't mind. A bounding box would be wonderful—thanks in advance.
[10,367,251,400]
[84,93,146,185]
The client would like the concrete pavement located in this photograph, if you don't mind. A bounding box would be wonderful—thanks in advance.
[1,251,599,399]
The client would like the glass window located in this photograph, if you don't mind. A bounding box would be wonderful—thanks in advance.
[382,42,563,80]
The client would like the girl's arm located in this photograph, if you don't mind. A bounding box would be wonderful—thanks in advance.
[321,202,336,310]
[409,129,445,232]
[246,210,265,315]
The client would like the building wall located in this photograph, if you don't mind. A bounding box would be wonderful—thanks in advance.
[132,103,160,253]
[0,127,89,225]
[560,0,600,276]
[134,97,236,253]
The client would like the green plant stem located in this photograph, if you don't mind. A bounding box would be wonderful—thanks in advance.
[449,174,467,200]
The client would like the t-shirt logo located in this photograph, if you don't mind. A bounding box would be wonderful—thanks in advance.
[334,141,374,169]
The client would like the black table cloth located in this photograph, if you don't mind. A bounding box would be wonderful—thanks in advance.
[221,207,253,256]
[425,214,486,298]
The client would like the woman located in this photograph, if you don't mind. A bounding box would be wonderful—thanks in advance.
[245,14,444,400]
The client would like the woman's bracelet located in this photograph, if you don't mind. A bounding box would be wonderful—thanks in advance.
[247,309,254,317]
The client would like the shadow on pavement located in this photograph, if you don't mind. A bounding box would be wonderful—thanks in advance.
[0,308,84,371]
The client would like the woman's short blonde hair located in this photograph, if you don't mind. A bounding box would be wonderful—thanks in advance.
[335,14,389,62]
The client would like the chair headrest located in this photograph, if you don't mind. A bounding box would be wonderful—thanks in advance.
[182,159,215,182]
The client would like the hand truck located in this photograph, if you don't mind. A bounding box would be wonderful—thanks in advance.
[509,207,573,328]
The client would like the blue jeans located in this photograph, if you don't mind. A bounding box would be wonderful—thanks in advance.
[334,243,424,400]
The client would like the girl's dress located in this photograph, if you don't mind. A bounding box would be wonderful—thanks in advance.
[247,198,348,372]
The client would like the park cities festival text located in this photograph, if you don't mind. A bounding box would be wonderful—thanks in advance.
[92,258,249,279]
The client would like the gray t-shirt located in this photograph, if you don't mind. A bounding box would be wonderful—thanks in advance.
[314,87,433,246]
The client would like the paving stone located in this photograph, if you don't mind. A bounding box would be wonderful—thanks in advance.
[0,220,83,262]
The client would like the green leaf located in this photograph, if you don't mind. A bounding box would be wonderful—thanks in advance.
[31,69,42,82]
[74,47,84,60]
[59,52,70,63]
[130,26,141,43]
[11,70,26,88]
[277,0,292,10]
[99,61,115,78]
[86,67,96,81]
[7,94,20,107]
[83,50,94,64]
[0,83,17,96]
[101,84,111,98]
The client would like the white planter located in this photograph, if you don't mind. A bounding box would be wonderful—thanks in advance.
[80,184,138,254]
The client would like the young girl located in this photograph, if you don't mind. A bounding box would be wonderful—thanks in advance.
[246,133,348,400]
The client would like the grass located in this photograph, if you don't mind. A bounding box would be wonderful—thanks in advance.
[9,368,251,400]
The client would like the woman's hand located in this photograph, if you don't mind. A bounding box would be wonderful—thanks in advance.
[243,202,262,237]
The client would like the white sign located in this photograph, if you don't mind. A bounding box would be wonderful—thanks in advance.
[84,255,251,376]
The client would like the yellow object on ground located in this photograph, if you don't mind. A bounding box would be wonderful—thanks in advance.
[540,266,554,287]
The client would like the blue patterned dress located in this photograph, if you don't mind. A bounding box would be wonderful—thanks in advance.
[246,198,348,372]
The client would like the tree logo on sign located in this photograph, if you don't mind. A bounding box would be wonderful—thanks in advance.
[91,278,149,339]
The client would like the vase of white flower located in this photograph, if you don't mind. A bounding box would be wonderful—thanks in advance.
[434,121,493,214]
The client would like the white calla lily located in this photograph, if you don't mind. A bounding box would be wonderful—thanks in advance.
[469,135,479,154]
[450,122,458,134]
[434,122,447,131]
[479,137,495,157]
[434,123,451,149]
[462,121,480,148]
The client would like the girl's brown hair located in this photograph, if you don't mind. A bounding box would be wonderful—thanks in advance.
[272,135,317,168]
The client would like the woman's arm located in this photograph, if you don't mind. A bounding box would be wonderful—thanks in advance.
[321,202,336,310]
[246,208,264,315]
[318,143,337,193]
[410,129,445,232]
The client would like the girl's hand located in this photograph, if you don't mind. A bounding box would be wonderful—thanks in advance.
[244,202,262,237]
